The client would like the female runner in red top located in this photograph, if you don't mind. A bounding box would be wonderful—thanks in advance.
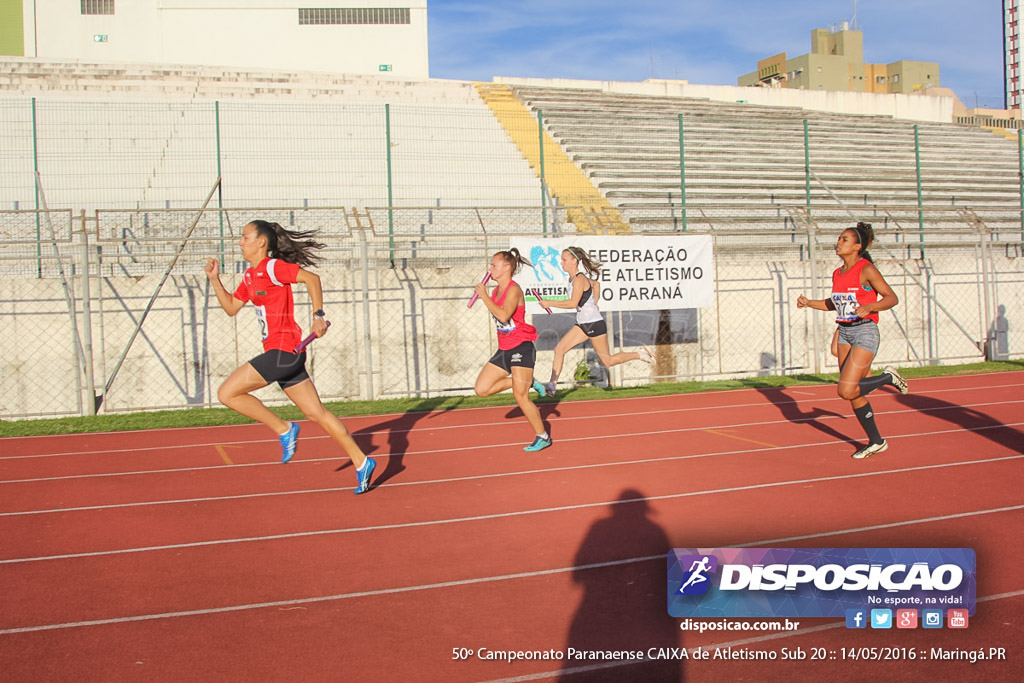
[796,222,909,459]
[205,220,376,494]
[473,248,552,452]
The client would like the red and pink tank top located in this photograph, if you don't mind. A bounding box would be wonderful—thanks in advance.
[831,259,879,324]
[491,280,538,350]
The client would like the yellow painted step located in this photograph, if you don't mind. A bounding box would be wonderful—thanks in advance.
[475,83,631,234]
[981,126,1019,142]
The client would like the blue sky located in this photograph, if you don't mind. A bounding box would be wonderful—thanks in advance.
[428,1,1005,108]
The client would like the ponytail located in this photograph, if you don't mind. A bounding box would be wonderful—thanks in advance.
[852,221,875,263]
[249,220,325,268]
[495,248,532,275]
[565,246,603,278]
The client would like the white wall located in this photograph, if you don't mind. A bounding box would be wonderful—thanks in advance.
[21,0,429,78]
[493,76,955,124]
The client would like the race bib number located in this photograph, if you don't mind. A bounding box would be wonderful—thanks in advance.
[832,292,859,322]
[494,317,516,334]
[254,305,269,340]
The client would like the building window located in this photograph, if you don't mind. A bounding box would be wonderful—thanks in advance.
[81,0,114,14]
[299,8,412,25]
[876,76,886,84]
[892,74,900,83]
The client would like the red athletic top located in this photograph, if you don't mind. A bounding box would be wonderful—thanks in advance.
[491,280,538,350]
[831,259,879,324]
[233,257,303,352]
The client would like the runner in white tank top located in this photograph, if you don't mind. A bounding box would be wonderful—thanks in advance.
[536,246,653,396]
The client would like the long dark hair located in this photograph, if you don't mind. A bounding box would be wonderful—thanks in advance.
[564,246,603,278]
[495,248,532,276]
[249,220,325,267]
[849,221,875,263]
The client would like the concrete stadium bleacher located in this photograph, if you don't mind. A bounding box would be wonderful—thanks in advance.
[509,85,1023,236]
[2,58,1023,240]
[0,58,542,217]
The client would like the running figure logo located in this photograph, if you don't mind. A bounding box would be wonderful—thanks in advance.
[677,554,718,595]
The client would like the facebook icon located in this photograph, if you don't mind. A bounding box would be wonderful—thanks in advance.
[845,609,867,629]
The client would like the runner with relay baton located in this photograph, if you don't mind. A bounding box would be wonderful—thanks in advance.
[205,220,376,494]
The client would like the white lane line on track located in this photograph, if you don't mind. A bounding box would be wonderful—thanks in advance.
[1,505,1021,635]
[478,588,1024,683]
[2,454,1023,564]
[2,411,1022,487]
[7,371,1019,442]
[3,420,1024,517]
[3,382,1022,461]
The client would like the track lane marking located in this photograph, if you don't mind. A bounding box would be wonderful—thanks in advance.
[1,505,1021,635]
[3,455,1022,564]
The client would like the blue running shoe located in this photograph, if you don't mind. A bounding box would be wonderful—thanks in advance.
[354,457,376,495]
[279,422,300,463]
[531,378,546,396]
[523,435,552,452]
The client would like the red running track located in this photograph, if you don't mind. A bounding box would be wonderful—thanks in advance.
[1,372,1022,682]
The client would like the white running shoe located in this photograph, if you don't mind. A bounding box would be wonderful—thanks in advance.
[884,365,909,394]
[542,381,556,397]
[638,346,654,364]
[851,441,888,460]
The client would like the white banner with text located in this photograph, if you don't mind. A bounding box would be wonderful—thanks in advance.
[508,235,715,313]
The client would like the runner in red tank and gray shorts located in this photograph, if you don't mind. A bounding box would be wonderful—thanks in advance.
[796,222,910,460]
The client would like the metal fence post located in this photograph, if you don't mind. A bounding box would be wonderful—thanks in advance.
[538,109,547,235]
[806,218,821,374]
[915,124,925,258]
[79,210,97,414]
[803,119,811,212]
[385,103,395,266]
[32,97,41,278]
[215,100,225,265]
[678,113,687,232]
[1018,128,1023,242]
[359,227,376,401]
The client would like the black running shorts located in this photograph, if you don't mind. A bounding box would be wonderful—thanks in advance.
[249,349,310,389]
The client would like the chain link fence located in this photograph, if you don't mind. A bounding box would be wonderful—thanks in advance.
[1,203,1020,420]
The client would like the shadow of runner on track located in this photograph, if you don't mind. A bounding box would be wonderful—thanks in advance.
[503,393,564,443]
[345,397,461,487]
[559,489,682,683]
[754,385,858,448]
[894,393,1024,454]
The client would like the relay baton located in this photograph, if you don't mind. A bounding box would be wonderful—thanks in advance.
[294,320,331,353]
[531,289,552,314]
[467,273,492,308]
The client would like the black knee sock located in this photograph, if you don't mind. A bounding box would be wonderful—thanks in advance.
[857,373,893,396]
[853,402,883,444]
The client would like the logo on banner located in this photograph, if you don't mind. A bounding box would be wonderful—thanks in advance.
[528,245,562,282]
[667,548,976,619]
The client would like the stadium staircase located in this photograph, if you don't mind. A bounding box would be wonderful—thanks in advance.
[474,83,631,234]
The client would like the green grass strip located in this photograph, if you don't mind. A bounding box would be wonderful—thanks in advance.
[2,360,1022,438]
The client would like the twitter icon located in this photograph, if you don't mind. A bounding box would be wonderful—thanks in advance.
[870,609,893,629]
